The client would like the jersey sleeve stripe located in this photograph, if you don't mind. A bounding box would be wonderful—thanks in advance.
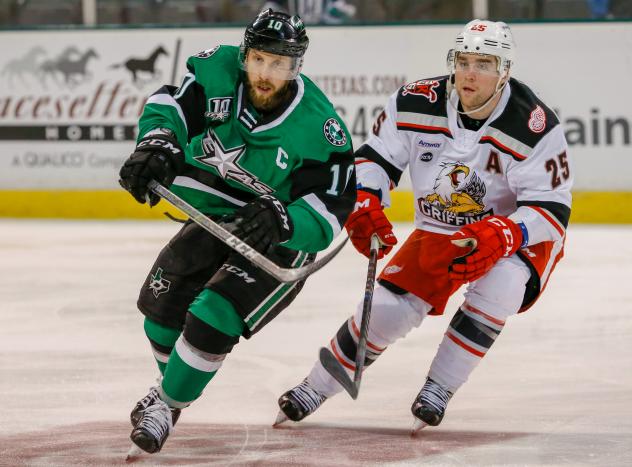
[355,144,403,185]
[527,205,566,237]
[301,193,342,238]
[517,200,571,228]
[172,176,248,207]
[146,93,189,133]
[173,72,196,99]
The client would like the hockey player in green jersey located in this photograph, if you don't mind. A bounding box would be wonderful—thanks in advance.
[118,8,355,455]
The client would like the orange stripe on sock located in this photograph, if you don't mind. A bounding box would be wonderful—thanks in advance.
[350,319,386,352]
[330,339,356,371]
[446,331,486,357]
[463,303,505,326]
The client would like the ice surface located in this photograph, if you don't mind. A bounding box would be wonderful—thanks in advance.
[1,220,631,466]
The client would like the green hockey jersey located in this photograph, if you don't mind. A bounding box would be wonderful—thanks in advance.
[138,45,355,253]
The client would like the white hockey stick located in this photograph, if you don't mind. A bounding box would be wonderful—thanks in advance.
[148,180,348,283]
[319,234,380,399]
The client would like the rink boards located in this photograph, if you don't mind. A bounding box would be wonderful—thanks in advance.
[0,22,630,222]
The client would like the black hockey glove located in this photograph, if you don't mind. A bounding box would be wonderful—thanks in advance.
[119,129,184,206]
[228,195,294,254]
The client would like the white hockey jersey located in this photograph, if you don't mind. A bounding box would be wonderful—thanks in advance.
[355,76,573,247]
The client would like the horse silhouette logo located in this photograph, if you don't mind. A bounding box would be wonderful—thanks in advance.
[110,45,168,84]
[1,46,46,87]
[38,47,99,87]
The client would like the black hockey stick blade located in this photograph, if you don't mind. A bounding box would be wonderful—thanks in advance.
[319,347,358,399]
[351,235,380,393]
[149,180,348,283]
[320,235,380,400]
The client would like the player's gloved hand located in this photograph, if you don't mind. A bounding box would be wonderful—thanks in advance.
[119,129,184,206]
[448,215,523,282]
[228,195,294,254]
[345,190,397,259]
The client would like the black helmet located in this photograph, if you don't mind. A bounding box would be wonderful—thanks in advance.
[243,9,309,58]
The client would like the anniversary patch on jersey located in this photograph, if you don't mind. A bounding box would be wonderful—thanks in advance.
[205,97,233,122]
[401,79,440,103]
[196,129,274,195]
[194,45,220,59]
[323,118,347,146]
[528,105,546,134]
[418,161,493,226]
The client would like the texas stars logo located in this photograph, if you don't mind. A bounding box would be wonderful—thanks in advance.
[323,118,347,147]
[196,129,273,195]
[148,267,171,298]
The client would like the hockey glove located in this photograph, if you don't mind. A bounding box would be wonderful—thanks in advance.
[119,129,184,206]
[345,190,397,259]
[448,215,523,282]
[228,195,294,255]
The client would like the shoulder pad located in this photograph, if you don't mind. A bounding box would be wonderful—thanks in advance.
[491,78,560,149]
[396,76,449,117]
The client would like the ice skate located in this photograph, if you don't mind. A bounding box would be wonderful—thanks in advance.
[129,393,177,454]
[130,386,181,427]
[410,377,453,435]
[274,378,327,426]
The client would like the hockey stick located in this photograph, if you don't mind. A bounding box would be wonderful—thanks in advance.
[319,234,380,399]
[148,180,348,283]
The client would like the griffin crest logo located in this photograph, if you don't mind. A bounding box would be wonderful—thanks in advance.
[419,162,492,226]
[401,79,440,103]
[425,162,486,213]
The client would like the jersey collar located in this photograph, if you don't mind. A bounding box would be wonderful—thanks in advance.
[236,76,305,133]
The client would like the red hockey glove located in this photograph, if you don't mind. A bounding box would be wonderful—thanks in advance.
[448,215,523,282]
[345,190,397,259]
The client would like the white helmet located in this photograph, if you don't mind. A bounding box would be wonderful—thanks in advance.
[448,19,515,77]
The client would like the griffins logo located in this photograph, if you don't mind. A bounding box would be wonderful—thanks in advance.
[418,161,492,226]
[401,79,440,103]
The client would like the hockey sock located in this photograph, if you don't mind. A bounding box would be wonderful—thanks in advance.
[160,289,242,407]
[143,317,181,375]
[428,306,504,390]
[331,316,386,373]
[159,336,222,407]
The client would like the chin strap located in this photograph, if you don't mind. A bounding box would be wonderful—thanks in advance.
[446,72,509,117]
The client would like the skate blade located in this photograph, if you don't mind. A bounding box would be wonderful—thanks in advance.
[273,410,289,427]
[125,444,143,462]
[410,418,428,436]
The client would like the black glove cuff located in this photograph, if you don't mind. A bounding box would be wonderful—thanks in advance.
[259,195,294,243]
[136,130,185,174]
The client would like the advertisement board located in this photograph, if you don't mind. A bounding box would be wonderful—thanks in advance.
[0,23,630,219]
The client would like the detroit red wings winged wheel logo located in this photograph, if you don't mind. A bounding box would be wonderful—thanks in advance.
[401,79,440,103]
[528,105,546,133]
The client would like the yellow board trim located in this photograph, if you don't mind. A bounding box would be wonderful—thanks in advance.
[0,190,630,223]
[0,190,182,219]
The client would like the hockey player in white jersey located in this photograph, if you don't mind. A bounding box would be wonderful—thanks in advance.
[276,19,573,431]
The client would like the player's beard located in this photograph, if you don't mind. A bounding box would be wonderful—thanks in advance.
[245,77,292,113]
